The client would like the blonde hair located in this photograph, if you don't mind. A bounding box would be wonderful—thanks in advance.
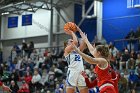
[96,45,110,58]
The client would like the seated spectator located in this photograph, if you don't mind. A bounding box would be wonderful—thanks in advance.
[44,49,48,57]
[24,72,32,84]
[130,49,137,60]
[55,83,60,93]
[135,64,140,76]
[18,81,29,93]
[120,49,130,70]
[53,64,63,78]
[44,52,53,69]
[119,73,128,93]
[128,71,139,93]
[127,58,135,70]
[10,80,19,93]
[10,69,19,83]
[36,56,44,68]
[59,78,66,93]
[136,54,140,66]
[30,49,38,61]
[31,69,42,92]
[48,68,55,88]
[109,42,118,57]
[40,70,49,91]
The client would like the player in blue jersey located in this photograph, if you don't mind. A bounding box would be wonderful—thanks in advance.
[64,27,88,93]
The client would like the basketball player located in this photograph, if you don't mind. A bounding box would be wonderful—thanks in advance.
[81,68,120,93]
[64,27,88,93]
[72,31,116,93]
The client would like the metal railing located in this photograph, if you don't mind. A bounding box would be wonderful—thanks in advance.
[114,37,140,51]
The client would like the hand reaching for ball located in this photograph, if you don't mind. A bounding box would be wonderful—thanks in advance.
[64,22,77,35]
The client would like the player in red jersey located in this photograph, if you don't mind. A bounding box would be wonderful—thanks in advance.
[81,68,120,93]
[72,31,117,93]
[111,70,120,93]
[0,81,12,92]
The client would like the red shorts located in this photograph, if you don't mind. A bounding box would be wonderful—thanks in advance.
[100,86,116,93]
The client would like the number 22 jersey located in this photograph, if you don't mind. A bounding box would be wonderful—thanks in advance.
[65,51,84,70]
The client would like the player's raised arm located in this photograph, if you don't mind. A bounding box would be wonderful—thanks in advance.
[76,27,87,52]
[78,28,95,56]
[64,30,78,56]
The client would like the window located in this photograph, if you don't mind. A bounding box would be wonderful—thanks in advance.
[127,0,133,8]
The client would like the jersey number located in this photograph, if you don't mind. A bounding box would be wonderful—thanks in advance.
[75,55,81,61]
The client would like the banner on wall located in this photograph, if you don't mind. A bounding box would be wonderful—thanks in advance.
[22,14,32,26]
[8,16,18,28]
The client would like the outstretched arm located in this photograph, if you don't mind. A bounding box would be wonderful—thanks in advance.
[72,44,107,65]
[79,39,87,52]
[81,71,97,88]
[78,29,95,56]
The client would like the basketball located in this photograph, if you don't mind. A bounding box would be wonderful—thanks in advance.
[64,22,77,34]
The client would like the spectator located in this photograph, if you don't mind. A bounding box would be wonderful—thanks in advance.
[128,71,139,93]
[13,42,21,56]
[119,73,128,93]
[44,49,48,57]
[130,49,137,60]
[136,53,140,66]
[125,29,136,51]
[22,42,28,57]
[135,27,140,51]
[44,52,53,69]
[28,41,34,58]
[10,80,19,93]
[109,44,118,57]
[18,81,29,93]
[128,58,135,70]
[135,64,140,78]
[10,69,19,83]
[120,49,130,70]
[40,70,49,91]
[115,51,121,69]
[24,72,32,84]
[55,83,60,93]
[59,79,66,93]
[31,70,42,92]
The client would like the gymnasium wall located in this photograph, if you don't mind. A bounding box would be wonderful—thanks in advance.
[103,0,140,49]
[1,5,74,61]
[1,10,51,39]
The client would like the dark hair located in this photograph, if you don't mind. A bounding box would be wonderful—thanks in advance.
[96,45,110,58]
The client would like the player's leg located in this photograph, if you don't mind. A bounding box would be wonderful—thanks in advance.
[78,74,88,93]
[66,70,77,93]
[79,86,88,93]
[66,86,75,93]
